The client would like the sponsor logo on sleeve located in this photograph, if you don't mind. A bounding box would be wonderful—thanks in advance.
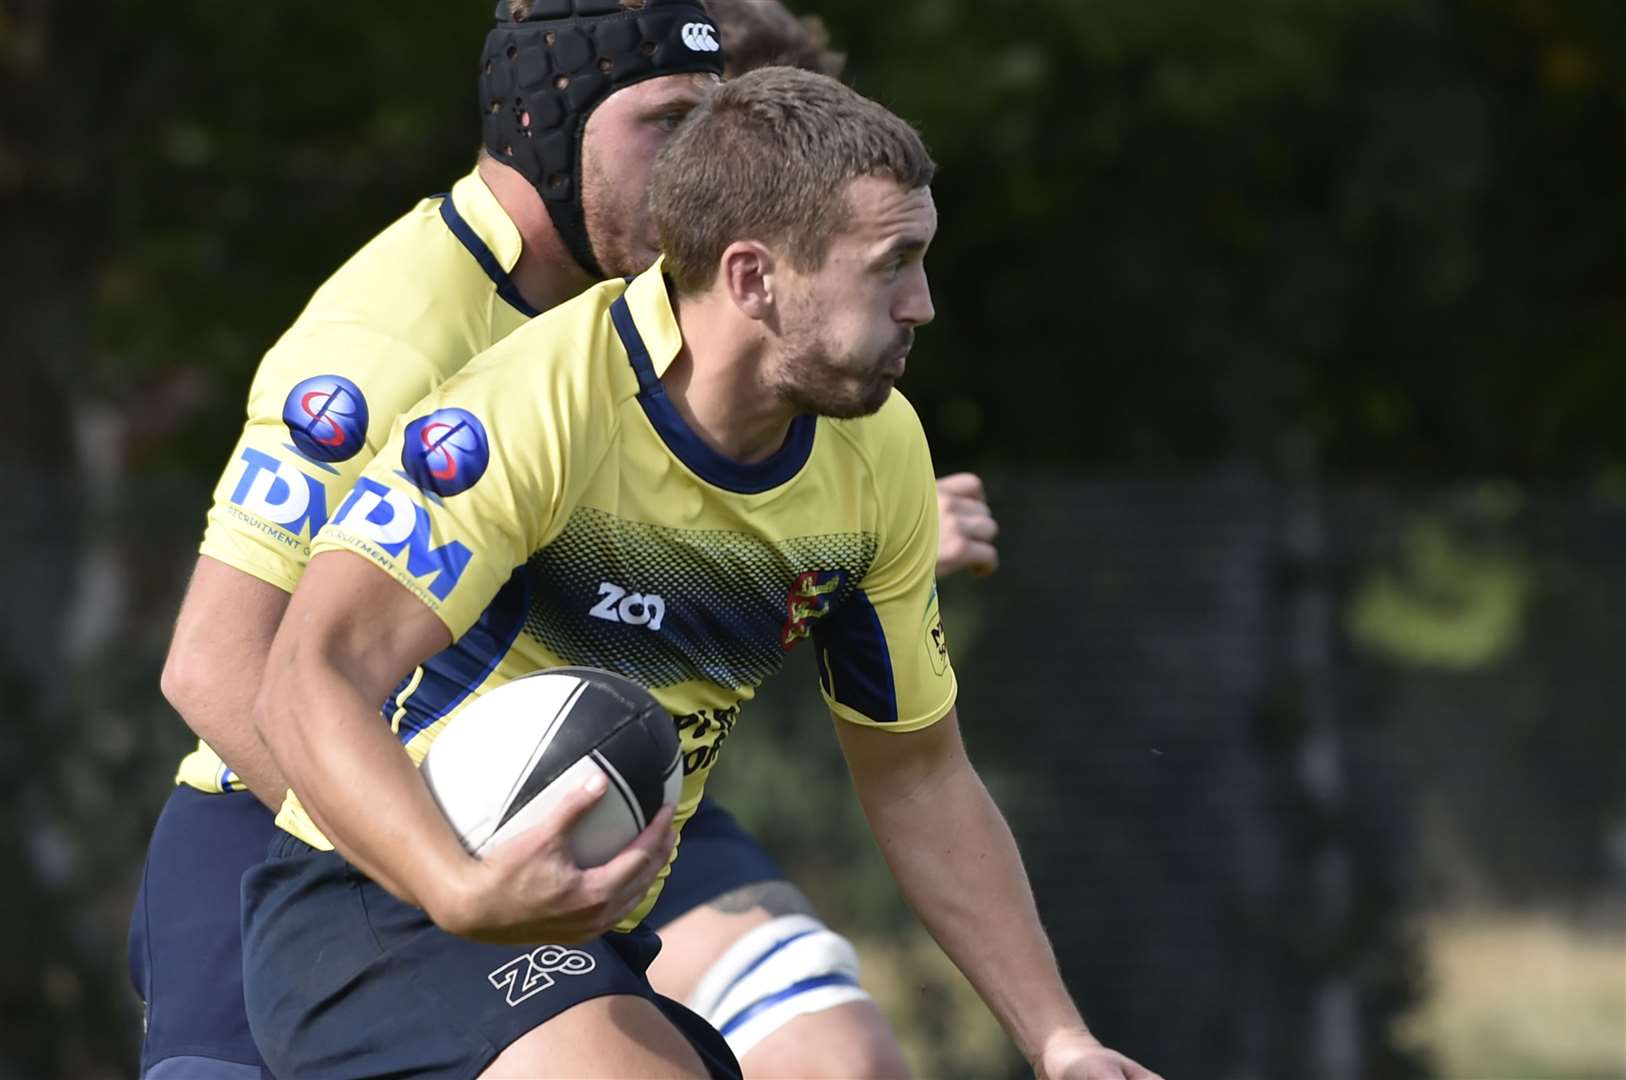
[227,447,330,543]
[924,583,949,676]
[402,408,490,498]
[282,375,369,463]
[331,476,473,601]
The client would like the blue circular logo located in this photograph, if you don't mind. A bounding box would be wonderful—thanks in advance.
[402,408,490,497]
[282,375,369,463]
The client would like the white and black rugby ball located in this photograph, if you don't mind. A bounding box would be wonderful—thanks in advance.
[421,667,681,866]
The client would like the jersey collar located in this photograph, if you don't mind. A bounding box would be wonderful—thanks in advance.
[439,168,541,318]
[612,260,816,495]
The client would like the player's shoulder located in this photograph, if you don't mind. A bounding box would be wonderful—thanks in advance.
[466,275,640,396]
[273,174,517,364]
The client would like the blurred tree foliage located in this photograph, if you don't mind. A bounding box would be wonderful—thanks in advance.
[2,0,1622,1076]
[4,0,1622,480]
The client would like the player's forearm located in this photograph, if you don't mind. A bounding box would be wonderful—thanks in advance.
[162,596,290,808]
[859,758,1093,1063]
[255,658,472,919]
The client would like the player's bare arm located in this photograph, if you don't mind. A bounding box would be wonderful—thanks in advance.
[160,556,292,807]
[252,548,674,944]
[833,709,1163,1080]
[934,472,1000,578]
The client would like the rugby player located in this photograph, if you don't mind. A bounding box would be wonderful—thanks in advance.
[241,65,1158,1080]
[130,1,996,1077]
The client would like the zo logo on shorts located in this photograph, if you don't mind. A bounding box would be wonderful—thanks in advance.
[681,21,719,52]
[488,944,597,1007]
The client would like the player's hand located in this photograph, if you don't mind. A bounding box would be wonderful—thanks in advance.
[439,771,676,945]
[1035,1028,1163,1080]
[935,472,1000,578]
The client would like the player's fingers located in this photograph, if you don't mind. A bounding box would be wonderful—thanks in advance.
[935,472,986,500]
[938,490,991,514]
[541,766,612,831]
[488,767,611,864]
[961,540,1000,575]
[589,803,675,896]
[478,767,611,871]
[947,511,1000,543]
[936,538,999,578]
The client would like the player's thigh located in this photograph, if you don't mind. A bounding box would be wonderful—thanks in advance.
[653,884,908,1078]
[740,1001,911,1080]
[481,993,706,1079]
[648,889,784,998]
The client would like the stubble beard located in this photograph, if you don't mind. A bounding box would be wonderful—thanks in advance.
[579,148,651,280]
[770,332,893,420]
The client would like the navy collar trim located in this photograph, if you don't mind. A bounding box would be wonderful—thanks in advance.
[437,193,542,319]
[609,293,815,495]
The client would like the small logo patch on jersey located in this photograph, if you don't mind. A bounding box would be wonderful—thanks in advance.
[780,570,845,650]
[402,408,489,497]
[282,375,369,463]
[681,21,719,52]
[488,945,596,1007]
[924,585,949,676]
[590,582,667,630]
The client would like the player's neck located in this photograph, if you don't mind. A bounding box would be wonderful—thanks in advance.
[663,290,798,466]
[478,156,595,312]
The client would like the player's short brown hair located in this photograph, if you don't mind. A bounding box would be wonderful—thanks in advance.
[705,0,845,78]
[650,66,934,294]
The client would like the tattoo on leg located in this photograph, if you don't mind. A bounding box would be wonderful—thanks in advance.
[708,881,819,918]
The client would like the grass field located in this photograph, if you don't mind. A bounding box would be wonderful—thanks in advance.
[858,911,1626,1079]
[1397,912,1626,1080]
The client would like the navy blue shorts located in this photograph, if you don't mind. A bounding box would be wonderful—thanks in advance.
[648,797,786,929]
[127,785,278,1079]
[241,831,740,1080]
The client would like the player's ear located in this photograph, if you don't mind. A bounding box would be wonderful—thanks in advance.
[719,241,777,321]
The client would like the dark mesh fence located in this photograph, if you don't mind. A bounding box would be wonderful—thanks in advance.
[4,465,1621,1078]
[713,467,1625,1080]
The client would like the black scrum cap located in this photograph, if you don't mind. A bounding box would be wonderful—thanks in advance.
[479,0,724,279]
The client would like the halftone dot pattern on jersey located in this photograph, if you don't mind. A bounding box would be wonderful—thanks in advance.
[521,506,878,691]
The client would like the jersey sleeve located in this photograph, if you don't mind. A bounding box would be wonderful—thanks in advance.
[309,333,609,640]
[814,396,958,732]
[198,324,446,593]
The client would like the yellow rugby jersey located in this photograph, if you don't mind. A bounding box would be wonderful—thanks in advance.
[286,262,958,924]
[177,168,538,793]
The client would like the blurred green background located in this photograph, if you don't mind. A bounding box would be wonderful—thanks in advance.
[1,0,1622,1077]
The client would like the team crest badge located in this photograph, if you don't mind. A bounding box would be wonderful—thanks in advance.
[779,570,845,650]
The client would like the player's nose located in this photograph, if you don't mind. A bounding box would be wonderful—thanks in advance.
[895,268,935,328]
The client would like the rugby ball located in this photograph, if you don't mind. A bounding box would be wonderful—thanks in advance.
[421,667,681,866]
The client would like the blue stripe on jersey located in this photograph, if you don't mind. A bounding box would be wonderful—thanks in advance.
[718,973,863,1037]
[813,588,899,723]
[437,194,542,319]
[395,567,530,739]
[609,294,815,495]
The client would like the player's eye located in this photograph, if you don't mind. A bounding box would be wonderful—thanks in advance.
[652,110,689,133]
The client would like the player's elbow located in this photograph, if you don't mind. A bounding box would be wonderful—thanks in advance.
[159,633,223,740]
